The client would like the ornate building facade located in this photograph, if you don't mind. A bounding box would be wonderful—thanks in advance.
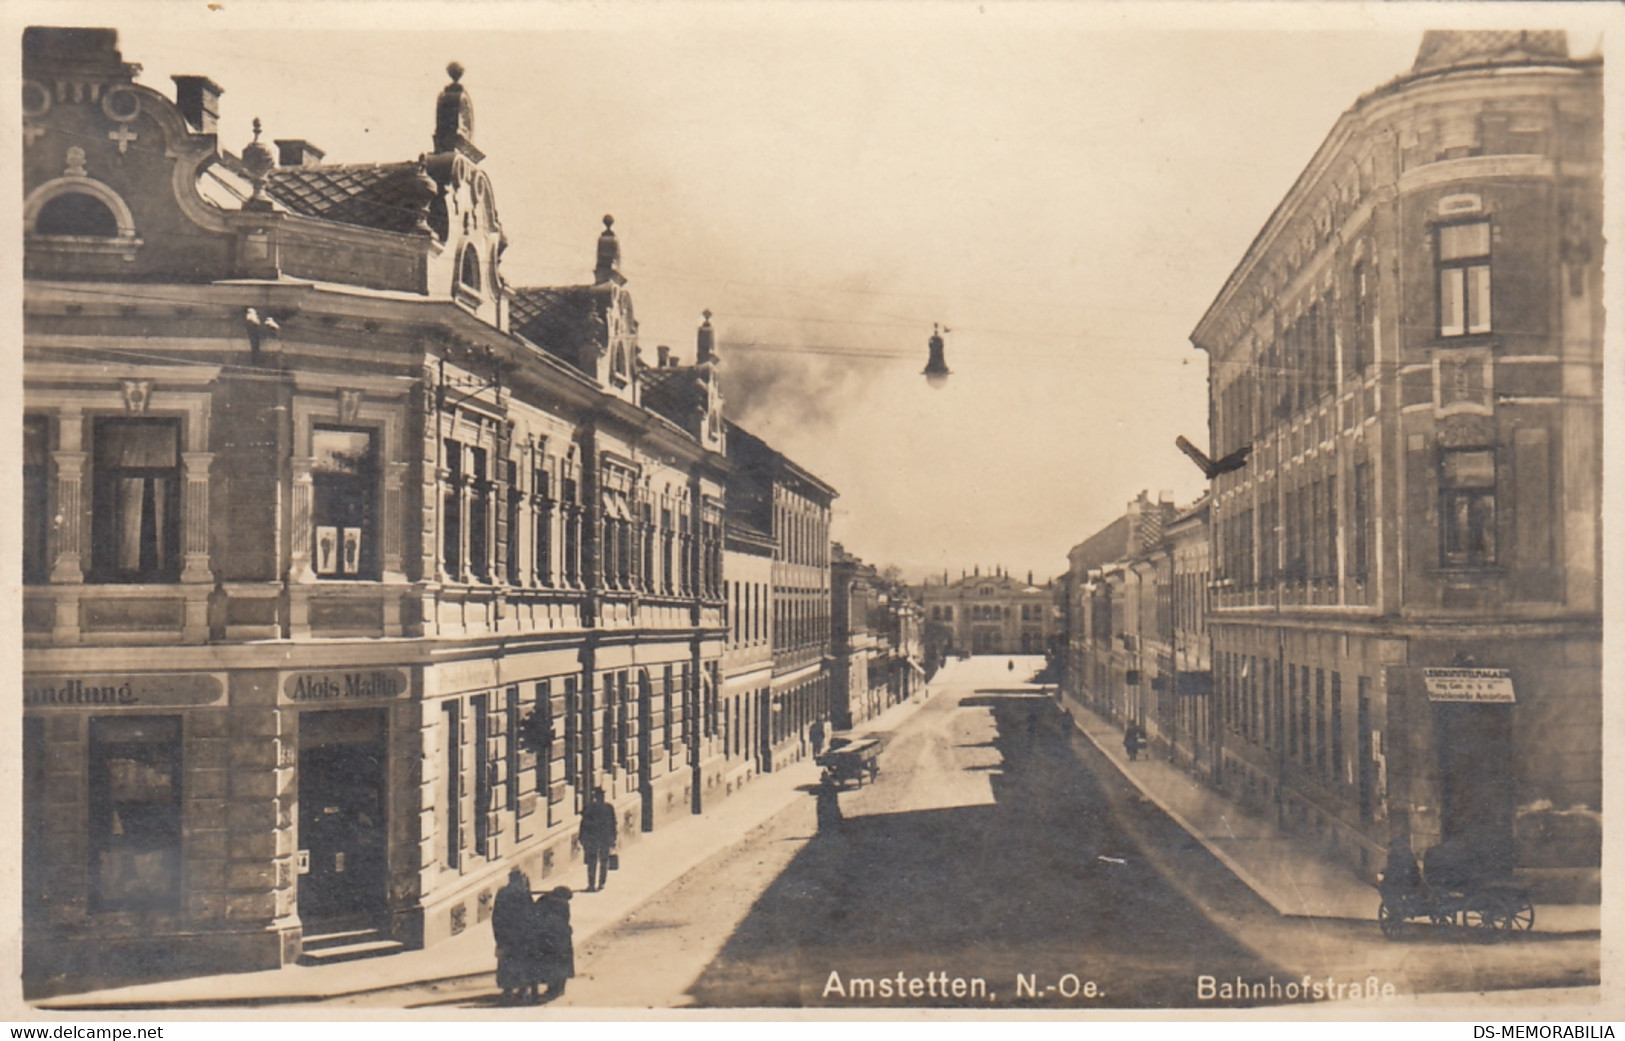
[20,27,834,992]
[1191,31,1602,886]
[917,568,1057,659]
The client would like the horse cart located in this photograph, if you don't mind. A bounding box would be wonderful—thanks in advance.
[1377,844,1534,941]
[816,737,881,788]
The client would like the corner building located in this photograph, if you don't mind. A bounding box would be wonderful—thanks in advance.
[1191,32,1601,887]
[21,29,754,988]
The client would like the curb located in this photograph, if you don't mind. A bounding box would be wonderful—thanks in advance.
[1060,698,1372,922]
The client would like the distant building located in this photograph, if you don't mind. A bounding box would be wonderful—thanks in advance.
[1191,31,1602,885]
[723,422,837,768]
[917,567,1057,658]
[831,546,924,728]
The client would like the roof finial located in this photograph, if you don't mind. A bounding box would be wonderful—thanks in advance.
[595,215,624,285]
[242,116,276,210]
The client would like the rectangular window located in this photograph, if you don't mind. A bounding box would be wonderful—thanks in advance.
[562,478,580,586]
[1287,665,1299,758]
[1352,462,1370,581]
[1325,474,1338,583]
[506,461,522,586]
[663,665,675,754]
[443,440,463,579]
[24,415,50,583]
[563,677,579,790]
[90,715,182,911]
[1315,669,1327,777]
[1441,449,1497,566]
[1331,672,1344,784]
[469,447,490,581]
[533,680,551,810]
[443,701,461,868]
[616,671,631,770]
[91,418,181,583]
[472,694,490,857]
[533,467,553,587]
[1349,263,1367,377]
[1438,220,1491,336]
[312,426,378,580]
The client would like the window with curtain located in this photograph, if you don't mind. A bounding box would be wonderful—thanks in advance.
[1438,220,1492,337]
[1441,448,1497,566]
[91,418,181,583]
[311,426,378,579]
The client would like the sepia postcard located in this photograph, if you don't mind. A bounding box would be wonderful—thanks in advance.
[4,0,1621,1027]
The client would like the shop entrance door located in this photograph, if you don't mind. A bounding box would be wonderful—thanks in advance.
[298,708,388,925]
[1437,702,1514,877]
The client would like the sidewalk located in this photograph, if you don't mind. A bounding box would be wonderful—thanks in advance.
[41,687,939,1011]
[1061,694,1599,934]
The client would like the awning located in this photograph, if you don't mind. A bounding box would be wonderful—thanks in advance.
[1424,667,1515,704]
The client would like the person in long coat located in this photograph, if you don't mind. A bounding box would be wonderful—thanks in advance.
[815,769,844,834]
[492,869,538,1003]
[534,886,576,999]
[579,788,618,891]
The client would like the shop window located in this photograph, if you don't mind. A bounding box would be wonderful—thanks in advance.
[36,191,120,238]
[91,417,181,583]
[1441,448,1496,567]
[1438,220,1491,337]
[311,426,378,579]
[24,415,50,583]
[89,715,182,911]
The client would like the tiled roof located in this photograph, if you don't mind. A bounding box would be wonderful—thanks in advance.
[641,362,706,427]
[1412,30,1568,74]
[265,162,427,235]
[510,286,607,365]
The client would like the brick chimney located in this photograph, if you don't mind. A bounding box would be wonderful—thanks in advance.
[657,345,670,367]
[172,75,224,134]
[274,139,326,168]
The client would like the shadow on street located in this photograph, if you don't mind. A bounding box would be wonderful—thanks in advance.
[687,695,1284,1007]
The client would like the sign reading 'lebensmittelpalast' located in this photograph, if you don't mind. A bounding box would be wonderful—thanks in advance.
[1423,667,1516,703]
[280,668,410,704]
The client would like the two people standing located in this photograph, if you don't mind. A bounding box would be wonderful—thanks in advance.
[492,870,575,1004]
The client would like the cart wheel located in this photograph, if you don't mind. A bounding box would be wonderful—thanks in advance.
[1463,903,1508,939]
[1378,898,1405,939]
[1502,894,1535,933]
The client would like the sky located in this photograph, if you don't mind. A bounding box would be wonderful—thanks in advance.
[25,2,1610,584]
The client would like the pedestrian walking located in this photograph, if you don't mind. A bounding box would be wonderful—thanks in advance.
[579,787,618,891]
[1123,722,1145,762]
[492,868,540,1004]
[815,769,844,833]
[810,719,826,758]
[534,886,575,1000]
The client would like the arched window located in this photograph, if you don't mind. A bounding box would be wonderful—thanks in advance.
[459,245,481,292]
[36,192,120,237]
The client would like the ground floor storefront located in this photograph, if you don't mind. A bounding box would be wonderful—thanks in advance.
[21,630,736,994]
